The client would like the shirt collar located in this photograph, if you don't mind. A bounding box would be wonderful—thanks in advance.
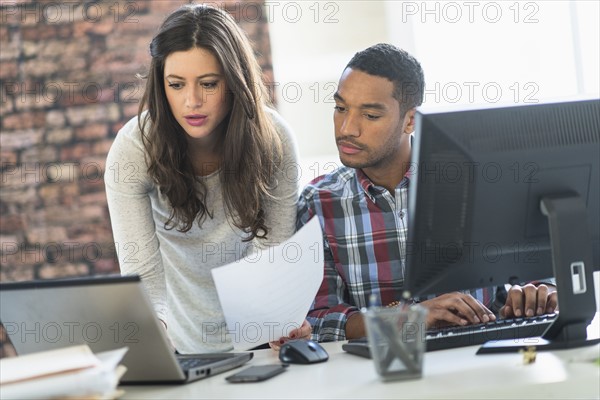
[356,168,412,203]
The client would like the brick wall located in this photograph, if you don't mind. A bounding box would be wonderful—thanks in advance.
[0,0,274,356]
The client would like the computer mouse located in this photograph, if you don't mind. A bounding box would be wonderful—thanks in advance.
[279,339,329,364]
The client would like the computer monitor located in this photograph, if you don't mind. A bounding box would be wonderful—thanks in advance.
[405,98,600,352]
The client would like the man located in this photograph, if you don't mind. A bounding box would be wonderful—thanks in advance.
[297,43,557,341]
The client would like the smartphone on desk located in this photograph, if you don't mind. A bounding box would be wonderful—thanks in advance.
[225,364,288,383]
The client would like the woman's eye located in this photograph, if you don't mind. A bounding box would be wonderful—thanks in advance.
[167,82,183,90]
[202,82,218,89]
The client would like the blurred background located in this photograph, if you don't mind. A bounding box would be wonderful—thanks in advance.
[0,0,599,354]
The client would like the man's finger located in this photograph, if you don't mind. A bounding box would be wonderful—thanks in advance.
[427,308,468,328]
[461,294,495,323]
[546,291,558,313]
[508,285,524,317]
[522,284,538,317]
[535,285,549,315]
[500,305,512,318]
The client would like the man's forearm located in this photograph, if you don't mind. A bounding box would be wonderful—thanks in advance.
[345,312,366,339]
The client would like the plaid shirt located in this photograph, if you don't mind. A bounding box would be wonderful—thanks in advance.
[297,167,498,342]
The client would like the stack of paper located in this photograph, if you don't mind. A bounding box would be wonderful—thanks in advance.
[0,345,127,400]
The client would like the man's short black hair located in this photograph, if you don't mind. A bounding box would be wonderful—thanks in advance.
[346,43,425,115]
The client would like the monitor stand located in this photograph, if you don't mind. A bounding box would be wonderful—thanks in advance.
[478,194,600,354]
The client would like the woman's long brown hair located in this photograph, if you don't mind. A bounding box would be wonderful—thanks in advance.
[138,4,282,241]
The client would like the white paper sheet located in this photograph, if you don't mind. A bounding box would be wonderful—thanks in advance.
[0,346,128,400]
[0,344,99,385]
[212,218,324,350]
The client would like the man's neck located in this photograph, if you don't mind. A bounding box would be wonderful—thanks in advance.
[362,145,412,194]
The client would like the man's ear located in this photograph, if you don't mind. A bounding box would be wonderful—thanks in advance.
[403,108,417,134]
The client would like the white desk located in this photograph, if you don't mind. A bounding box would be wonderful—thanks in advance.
[123,272,600,399]
[122,331,600,399]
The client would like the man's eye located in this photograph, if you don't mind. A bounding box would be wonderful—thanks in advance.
[365,114,381,120]
[334,106,346,113]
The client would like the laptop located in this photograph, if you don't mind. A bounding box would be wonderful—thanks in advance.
[0,275,253,384]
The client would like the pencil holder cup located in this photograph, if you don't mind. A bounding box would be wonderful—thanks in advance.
[363,304,428,381]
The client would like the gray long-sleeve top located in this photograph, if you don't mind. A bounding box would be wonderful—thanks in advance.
[104,108,299,353]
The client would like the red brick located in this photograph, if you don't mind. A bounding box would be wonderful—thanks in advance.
[37,263,91,280]
[73,19,115,36]
[0,214,26,233]
[0,151,17,165]
[60,143,92,161]
[1,163,51,187]
[79,191,108,206]
[104,33,150,51]
[113,14,162,33]
[59,183,80,207]
[35,163,80,184]
[0,26,10,45]
[38,183,61,206]
[79,157,105,183]
[45,128,73,144]
[94,257,119,274]
[21,24,59,41]
[0,128,44,149]
[20,146,58,164]
[0,186,37,205]
[0,94,14,115]
[14,93,58,111]
[0,61,17,79]
[112,121,126,133]
[75,123,108,140]
[46,110,66,127]
[150,1,186,13]
[0,265,35,283]
[80,177,106,195]
[57,56,87,73]
[123,102,139,118]
[23,59,59,77]
[92,138,114,155]
[25,226,68,244]
[29,206,77,226]
[0,35,19,60]
[65,103,120,125]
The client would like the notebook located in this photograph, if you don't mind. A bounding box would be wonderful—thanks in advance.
[0,275,253,384]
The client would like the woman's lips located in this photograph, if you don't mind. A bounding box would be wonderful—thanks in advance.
[184,115,207,127]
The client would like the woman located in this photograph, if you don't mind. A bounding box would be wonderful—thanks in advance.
[105,4,309,353]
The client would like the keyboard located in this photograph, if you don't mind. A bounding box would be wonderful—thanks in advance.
[342,313,557,357]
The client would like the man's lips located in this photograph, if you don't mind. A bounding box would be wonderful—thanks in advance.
[337,140,363,155]
[184,115,207,127]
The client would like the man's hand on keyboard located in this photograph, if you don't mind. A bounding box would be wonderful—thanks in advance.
[420,292,496,329]
[500,283,558,318]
